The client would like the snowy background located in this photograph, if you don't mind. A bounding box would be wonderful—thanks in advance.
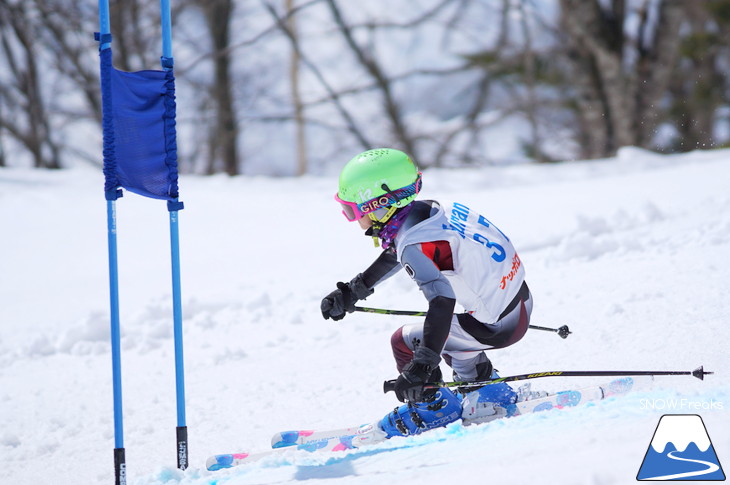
[1,146,728,484]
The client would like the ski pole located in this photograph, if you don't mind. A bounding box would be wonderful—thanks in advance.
[354,306,572,339]
[383,366,713,393]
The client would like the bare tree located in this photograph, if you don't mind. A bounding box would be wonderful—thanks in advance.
[432,0,511,166]
[0,100,5,167]
[108,0,161,72]
[286,0,309,175]
[4,0,730,173]
[559,0,685,158]
[33,0,102,124]
[515,0,548,163]
[0,2,61,168]
[196,0,240,175]
[324,0,417,158]
[665,2,729,151]
[262,0,373,152]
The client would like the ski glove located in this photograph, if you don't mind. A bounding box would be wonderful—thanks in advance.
[320,274,374,321]
[394,346,442,403]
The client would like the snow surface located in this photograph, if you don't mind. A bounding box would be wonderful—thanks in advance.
[1,147,728,485]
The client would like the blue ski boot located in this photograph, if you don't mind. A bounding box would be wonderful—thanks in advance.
[378,387,463,438]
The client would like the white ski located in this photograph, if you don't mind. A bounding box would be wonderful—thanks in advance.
[206,377,638,471]
[206,434,354,470]
[271,427,363,449]
[271,377,637,447]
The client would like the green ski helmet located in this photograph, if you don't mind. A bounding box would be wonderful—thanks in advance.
[335,148,422,222]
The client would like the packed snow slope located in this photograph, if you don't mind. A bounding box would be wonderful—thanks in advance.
[1,147,728,485]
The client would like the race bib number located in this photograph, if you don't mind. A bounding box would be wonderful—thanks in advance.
[442,202,508,263]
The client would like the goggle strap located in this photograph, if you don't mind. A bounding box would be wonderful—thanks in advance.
[368,205,398,224]
[384,205,398,221]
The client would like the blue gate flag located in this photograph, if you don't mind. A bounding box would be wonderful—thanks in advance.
[100,47,179,202]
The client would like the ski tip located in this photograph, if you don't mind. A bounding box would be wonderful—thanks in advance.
[272,430,315,449]
[692,365,713,380]
[206,453,249,471]
[603,376,634,396]
[206,454,233,471]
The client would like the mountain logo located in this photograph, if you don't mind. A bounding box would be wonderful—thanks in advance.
[637,414,725,481]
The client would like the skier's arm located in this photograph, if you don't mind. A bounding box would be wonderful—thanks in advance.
[321,246,400,321]
[360,245,400,288]
[399,244,456,354]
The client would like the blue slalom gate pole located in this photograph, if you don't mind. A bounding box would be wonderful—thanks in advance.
[99,1,126,483]
[99,0,188,476]
[161,0,173,65]
[107,199,126,485]
[160,0,188,470]
[169,202,188,470]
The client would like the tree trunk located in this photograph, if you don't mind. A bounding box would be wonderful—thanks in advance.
[633,0,684,146]
[0,2,61,169]
[287,0,308,176]
[203,0,239,175]
[516,0,548,162]
[667,3,722,150]
[559,0,684,158]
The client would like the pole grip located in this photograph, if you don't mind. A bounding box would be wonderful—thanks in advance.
[383,380,396,394]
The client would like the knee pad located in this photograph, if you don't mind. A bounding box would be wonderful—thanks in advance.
[379,387,462,438]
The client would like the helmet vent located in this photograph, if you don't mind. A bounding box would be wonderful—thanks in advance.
[366,149,388,159]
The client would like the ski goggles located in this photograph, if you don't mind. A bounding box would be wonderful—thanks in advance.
[335,173,422,222]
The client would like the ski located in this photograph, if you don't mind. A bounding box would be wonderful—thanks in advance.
[514,375,635,414]
[206,377,639,471]
[206,434,354,470]
[270,377,638,449]
[271,427,363,449]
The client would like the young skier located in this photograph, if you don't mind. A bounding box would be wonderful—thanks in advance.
[321,148,533,442]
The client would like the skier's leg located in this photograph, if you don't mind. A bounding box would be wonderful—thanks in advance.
[444,350,492,382]
[390,282,533,372]
[452,283,534,350]
[393,317,493,378]
[380,287,534,439]
[445,286,534,378]
[391,316,484,372]
[390,325,416,372]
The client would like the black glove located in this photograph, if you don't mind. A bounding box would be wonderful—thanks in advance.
[394,346,442,403]
[320,274,373,321]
